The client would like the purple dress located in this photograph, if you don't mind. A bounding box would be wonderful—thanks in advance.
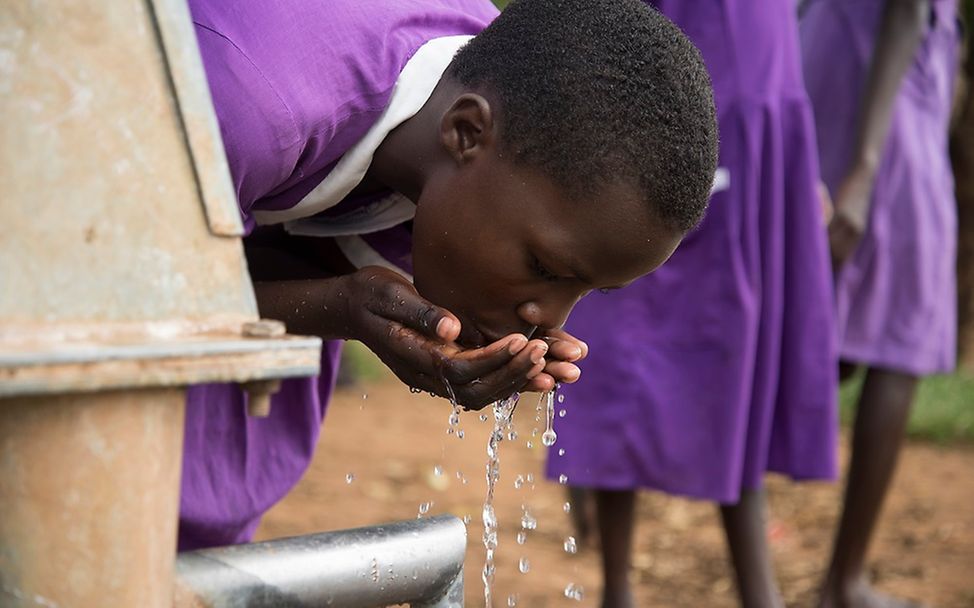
[800,0,959,376]
[180,0,497,550]
[546,1,838,503]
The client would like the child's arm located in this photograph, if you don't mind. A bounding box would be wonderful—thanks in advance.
[253,267,551,409]
[827,0,929,269]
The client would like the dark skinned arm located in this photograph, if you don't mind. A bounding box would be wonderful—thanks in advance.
[828,0,930,269]
[243,235,565,409]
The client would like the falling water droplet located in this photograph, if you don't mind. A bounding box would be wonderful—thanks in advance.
[518,557,530,573]
[526,440,534,449]
[526,473,534,483]
[564,536,577,554]
[516,531,527,545]
[507,430,518,441]
[564,501,572,513]
[520,509,537,530]
[559,408,567,418]
[514,474,525,489]
[558,448,566,456]
[557,393,565,403]
[433,465,443,476]
[418,502,431,516]
[345,473,355,484]
[457,430,465,439]
[507,593,518,607]
[564,583,584,601]
[559,474,569,484]
[479,413,488,422]
[541,390,558,446]
[463,515,472,525]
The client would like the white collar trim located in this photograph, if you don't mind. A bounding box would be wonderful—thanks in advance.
[252,34,473,225]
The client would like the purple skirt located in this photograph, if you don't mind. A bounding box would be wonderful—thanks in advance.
[801,0,959,376]
[178,341,342,550]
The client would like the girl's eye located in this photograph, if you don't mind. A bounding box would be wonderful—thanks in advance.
[531,256,559,282]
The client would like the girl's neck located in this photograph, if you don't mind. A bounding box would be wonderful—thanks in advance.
[368,78,457,204]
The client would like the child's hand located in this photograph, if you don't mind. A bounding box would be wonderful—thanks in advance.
[828,167,873,272]
[339,267,550,410]
[523,328,588,392]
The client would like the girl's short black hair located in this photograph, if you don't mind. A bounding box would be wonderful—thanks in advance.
[449,0,718,232]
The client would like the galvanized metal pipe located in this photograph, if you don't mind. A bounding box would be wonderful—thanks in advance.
[174,515,466,608]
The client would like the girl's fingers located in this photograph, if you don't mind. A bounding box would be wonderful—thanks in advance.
[543,360,581,384]
[541,329,589,361]
[452,348,547,409]
[443,335,536,384]
[523,372,556,394]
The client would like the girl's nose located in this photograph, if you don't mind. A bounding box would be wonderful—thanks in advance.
[516,298,575,332]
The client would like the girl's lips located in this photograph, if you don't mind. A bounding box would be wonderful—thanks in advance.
[457,323,489,349]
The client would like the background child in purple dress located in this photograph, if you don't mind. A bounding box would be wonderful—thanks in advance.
[547,1,838,606]
[180,0,719,549]
[801,0,960,606]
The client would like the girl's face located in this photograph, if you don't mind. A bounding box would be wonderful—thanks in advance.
[411,154,683,348]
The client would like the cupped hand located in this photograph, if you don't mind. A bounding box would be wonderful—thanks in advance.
[523,327,588,393]
[339,266,550,409]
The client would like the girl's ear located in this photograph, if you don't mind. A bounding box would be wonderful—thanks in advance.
[439,93,495,165]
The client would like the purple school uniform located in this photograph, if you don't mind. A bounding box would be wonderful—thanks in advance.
[180,0,497,550]
[546,1,838,502]
[800,0,959,376]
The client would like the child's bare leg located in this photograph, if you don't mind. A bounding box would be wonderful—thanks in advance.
[566,486,595,548]
[819,367,921,608]
[719,489,785,608]
[596,489,637,608]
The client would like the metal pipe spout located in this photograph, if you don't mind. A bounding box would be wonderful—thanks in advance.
[174,515,466,607]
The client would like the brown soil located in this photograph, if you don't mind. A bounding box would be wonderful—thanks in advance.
[256,377,974,607]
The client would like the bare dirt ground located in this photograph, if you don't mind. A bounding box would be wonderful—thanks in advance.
[256,377,974,607]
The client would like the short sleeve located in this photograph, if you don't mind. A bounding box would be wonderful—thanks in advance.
[194,24,302,219]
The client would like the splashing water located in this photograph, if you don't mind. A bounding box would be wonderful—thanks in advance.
[541,390,558,447]
[482,393,520,608]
